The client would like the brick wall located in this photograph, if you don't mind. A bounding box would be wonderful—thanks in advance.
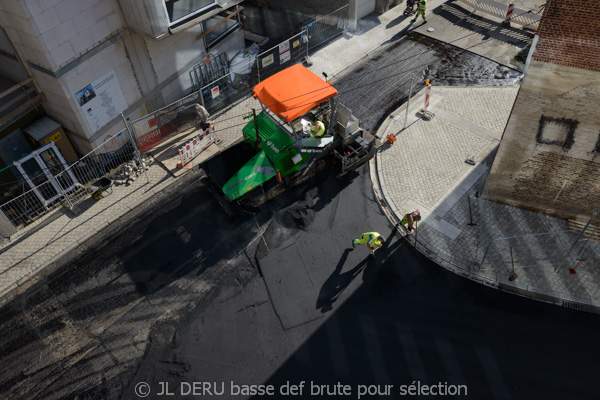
[533,0,600,72]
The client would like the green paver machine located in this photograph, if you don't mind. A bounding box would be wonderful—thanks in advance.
[203,64,379,209]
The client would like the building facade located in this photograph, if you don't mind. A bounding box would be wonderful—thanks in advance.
[487,0,600,220]
[0,0,244,155]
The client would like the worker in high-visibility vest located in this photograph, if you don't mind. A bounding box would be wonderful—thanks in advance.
[310,120,326,137]
[401,209,421,233]
[352,232,384,257]
[411,0,427,23]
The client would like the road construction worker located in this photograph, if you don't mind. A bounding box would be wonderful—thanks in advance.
[411,0,427,23]
[310,120,326,137]
[195,103,211,130]
[401,209,421,233]
[352,232,384,257]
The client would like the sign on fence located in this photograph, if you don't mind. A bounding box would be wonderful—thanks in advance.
[131,91,203,152]
[178,125,216,167]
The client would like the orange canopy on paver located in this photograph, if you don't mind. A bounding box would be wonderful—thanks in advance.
[253,64,338,122]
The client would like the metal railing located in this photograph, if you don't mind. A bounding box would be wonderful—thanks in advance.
[303,5,349,52]
[256,30,309,82]
[0,131,138,232]
[160,4,351,140]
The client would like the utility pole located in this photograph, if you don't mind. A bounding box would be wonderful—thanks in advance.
[404,73,415,130]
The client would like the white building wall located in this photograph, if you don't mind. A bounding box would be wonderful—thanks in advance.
[146,25,206,85]
[1,0,126,71]
[1,0,246,153]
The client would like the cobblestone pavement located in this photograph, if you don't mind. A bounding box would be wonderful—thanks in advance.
[372,86,600,312]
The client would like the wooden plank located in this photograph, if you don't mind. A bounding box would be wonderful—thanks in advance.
[0,86,37,114]
[196,8,242,41]
[0,92,44,127]
[0,77,34,99]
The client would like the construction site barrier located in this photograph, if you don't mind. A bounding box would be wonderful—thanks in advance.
[178,125,216,168]
[504,3,514,23]
[423,80,432,111]
[457,0,541,27]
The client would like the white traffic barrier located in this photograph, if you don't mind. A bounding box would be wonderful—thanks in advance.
[178,124,216,168]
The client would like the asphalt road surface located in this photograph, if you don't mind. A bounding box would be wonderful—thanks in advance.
[1,32,598,400]
[0,172,268,400]
[334,32,522,134]
[123,164,600,400]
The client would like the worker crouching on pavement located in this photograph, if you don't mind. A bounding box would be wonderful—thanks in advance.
[401,210,421,233]
[310,120,326,137]
[352,232,384,257]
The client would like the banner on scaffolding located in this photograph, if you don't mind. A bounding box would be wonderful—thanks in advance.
[178,125,216,166]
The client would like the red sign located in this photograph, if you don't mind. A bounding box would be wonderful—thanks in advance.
[137,128,165,152]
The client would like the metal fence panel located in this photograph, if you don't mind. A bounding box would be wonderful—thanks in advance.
[0,132,138,232]
[304,5,349,51]
[129,91,204,152]
[256,30,309,82]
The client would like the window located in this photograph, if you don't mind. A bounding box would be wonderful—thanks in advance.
[202,13,240,49]
[163,0,217,27]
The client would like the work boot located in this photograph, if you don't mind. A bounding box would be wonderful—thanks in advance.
[370,252,376,258]
[411,19,416,23]
[352,241,356,249]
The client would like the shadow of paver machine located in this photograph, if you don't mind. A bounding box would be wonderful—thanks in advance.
[203,64,380,210]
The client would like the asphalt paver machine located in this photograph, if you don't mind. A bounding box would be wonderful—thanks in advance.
[203,64,379,210]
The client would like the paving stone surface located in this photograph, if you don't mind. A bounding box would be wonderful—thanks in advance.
[373,86,600,309]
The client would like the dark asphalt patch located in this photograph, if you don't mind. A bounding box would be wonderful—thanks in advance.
[259,239,323,329]
[333,32,523,134]
[256,166,403,329]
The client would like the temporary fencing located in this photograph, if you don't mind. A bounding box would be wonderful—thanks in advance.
[131,7,350,154]
[1,6,351,238]
[303,5,349,52]
[129,91,204,153]
[256,30,309,83]
[0,131,140,232]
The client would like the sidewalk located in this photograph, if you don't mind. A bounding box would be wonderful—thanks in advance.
[4,0,596,313]
[370,85,600,313]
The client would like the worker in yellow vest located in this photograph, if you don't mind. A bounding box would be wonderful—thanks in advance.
[310,120,326,137]
[401,209,421,233]
[352,232,384,257]
[411,0,427,23]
